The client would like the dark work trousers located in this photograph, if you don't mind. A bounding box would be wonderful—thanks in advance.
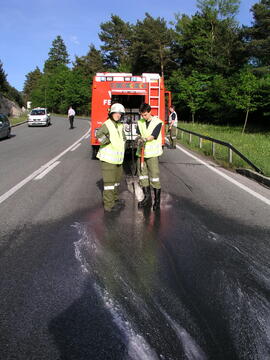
[169,126,178,148]
[137,156,161,189]
[69,115,74,129]
[101,161,123,210]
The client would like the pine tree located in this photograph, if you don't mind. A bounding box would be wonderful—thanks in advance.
[99,15,133,70]
[73,44,105,77]
[131,13,173,77]
[23,67,42,99]
[244,0,270,69]
[173,0,244,75]
[196,0,240,19]
[44,35,70,73]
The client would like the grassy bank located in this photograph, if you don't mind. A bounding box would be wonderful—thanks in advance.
[9,114,28,126]
[176,122,270,177]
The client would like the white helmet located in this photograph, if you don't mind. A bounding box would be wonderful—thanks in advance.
[110,103,125,114]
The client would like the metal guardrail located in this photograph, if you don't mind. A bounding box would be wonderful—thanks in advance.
[177,126,264,175]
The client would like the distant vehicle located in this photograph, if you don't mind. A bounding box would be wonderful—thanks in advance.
[0,114,11,139]
[28,108,51,127]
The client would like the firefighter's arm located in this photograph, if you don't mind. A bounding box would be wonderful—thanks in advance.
[96,124,110,145]
[145,135,154,142]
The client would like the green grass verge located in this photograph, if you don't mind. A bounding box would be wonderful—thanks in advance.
[175,122,270,177]
[9,114,28,126]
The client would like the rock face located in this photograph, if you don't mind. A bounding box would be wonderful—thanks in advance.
[0,94,24,117]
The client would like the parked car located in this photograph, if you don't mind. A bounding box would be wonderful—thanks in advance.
[28,108,51,127]
[0,114,11,139]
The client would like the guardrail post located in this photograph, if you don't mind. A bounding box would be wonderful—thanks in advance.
[212,142,215,156]
[228,148,233,163]
[181,131,184,139]
[189,133,192,144]
[199,137,202,148]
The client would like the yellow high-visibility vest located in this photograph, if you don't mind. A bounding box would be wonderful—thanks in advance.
[137,116,163,158]
[97,119,125,164]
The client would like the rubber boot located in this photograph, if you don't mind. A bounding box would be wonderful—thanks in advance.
[153,188,161,211]
[138,187,152,208]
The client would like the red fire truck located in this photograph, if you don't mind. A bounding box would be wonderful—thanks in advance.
[90,72,171,157]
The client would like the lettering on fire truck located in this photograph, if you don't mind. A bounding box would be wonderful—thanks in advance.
[103,99,111,105]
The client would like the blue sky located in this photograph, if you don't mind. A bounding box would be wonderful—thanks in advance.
[1,0,257,91]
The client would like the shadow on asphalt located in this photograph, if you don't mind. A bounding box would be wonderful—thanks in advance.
[49,279,127,360]
[0,133,16,141]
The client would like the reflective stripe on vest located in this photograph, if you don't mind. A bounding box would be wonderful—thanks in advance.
[97,119,125,164]
[136,116,163,158]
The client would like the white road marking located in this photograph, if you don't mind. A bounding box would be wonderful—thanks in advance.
[34,161,61,180]
[174,142,270,207]
[0,129,90,205]
[70,143,81,152]
[84,134,90,139]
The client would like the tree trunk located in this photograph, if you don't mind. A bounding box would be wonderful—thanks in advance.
[160,44,164,78]
[242,109,249,134]
[192,112,195,124]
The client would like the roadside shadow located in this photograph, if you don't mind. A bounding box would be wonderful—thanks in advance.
[49,278,126,360]
[0,134,16,141]
[96,179,103,195]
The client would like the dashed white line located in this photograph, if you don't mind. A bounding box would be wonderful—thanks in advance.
[0,129,90,205]
[34,161,61,180]
[175,142,270,207]
[70,143,81,152]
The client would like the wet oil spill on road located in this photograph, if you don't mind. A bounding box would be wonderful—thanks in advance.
[72,188,270,359]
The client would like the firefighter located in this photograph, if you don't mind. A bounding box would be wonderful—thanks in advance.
[96,103,126,212]
[168,105,178,149]
[136,103,163,211]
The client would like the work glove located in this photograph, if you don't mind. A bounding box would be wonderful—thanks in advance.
[135,136,146,147]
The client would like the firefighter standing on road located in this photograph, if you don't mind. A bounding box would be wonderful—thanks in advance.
[136,103,163,211]
[168,105,178,149]
[96,103,126,213]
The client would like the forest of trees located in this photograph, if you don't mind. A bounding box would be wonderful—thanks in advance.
[6,0,270,130]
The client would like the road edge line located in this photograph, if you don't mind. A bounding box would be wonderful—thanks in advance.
[174,143,270,207]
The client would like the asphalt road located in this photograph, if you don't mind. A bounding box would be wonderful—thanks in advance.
[0,116,270,360]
